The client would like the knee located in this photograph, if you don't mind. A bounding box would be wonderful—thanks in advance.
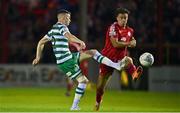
[89,49,98,56]
[124,56,133,66]
[82,49,97,57]
[126,57,133,64]
[82,78,89,84]
[77,75,89,84]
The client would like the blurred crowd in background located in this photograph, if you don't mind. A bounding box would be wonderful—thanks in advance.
[0,0,180,64]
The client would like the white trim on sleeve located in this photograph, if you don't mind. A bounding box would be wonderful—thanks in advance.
[44,35,52,41]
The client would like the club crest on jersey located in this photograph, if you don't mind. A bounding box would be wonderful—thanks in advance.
[66,72,72,76]
[128,32,131,36]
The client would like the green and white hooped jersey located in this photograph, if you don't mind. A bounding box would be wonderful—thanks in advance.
[45,23,72,64]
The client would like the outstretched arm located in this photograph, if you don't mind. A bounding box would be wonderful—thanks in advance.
[65,32,86,50]
[32,36,50,66]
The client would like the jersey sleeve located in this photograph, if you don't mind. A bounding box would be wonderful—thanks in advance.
[44,35,52,41]
[45,31,53,40]
[108,24,118,38]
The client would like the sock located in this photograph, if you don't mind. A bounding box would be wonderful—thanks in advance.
[71,83,87,108]
[93,51,122,70]
[127,64,136,75]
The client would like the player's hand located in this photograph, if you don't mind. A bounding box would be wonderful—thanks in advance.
[32,57,40,66]
[79,41,86,50]
[128,40,136,47]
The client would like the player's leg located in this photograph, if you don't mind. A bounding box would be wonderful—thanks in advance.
[125,56,143,80]
[65,77,73,96]
[71,74,89,110]
[57,53,88,110]
[69,52,89,110]
[95,64,114,111]
[95,73,112,111]
[79,49,127,71]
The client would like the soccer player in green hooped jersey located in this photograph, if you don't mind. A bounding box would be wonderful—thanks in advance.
[32,9,131,110]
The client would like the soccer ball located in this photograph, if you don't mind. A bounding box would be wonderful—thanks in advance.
[139,52,154,67]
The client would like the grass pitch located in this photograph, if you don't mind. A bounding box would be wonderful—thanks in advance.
[0,87,180,112]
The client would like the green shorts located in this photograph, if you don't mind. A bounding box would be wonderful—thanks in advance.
[57,52,82,80]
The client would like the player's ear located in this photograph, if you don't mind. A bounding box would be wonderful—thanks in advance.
[116,16,118,20]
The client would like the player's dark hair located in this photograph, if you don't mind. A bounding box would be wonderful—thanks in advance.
[57,9,71,15]
[115,8,130,17]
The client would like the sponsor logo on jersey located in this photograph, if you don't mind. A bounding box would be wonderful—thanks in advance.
[66,72,72,76]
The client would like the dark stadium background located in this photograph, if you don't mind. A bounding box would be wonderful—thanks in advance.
[1,0,179,64]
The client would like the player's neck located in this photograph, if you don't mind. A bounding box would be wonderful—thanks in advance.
[117,22,126,28]
[118,24,126,28]
[57,20,65,25]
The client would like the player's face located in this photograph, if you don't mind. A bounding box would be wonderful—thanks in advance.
[64,14,71,26]
[116,13,128,27]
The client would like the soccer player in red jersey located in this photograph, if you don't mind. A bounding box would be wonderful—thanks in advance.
[95,8,143,111]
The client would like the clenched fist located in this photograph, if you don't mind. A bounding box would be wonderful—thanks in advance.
[32,57,40,66]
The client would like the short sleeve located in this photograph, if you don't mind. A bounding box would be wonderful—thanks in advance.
[45,31,53,40]
[44,35,52,41]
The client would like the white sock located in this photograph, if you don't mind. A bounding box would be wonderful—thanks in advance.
[71,83,87,108]
[93,51,122,70]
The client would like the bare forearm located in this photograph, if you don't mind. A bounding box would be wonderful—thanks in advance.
[116,41,129,48]
[32,36,49,66]
[36,42,44,58]
[111,39,136,48]
[110,37,129,48]
[115,41,136,48]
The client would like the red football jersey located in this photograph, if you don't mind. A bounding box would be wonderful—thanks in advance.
[101,22,134,62]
